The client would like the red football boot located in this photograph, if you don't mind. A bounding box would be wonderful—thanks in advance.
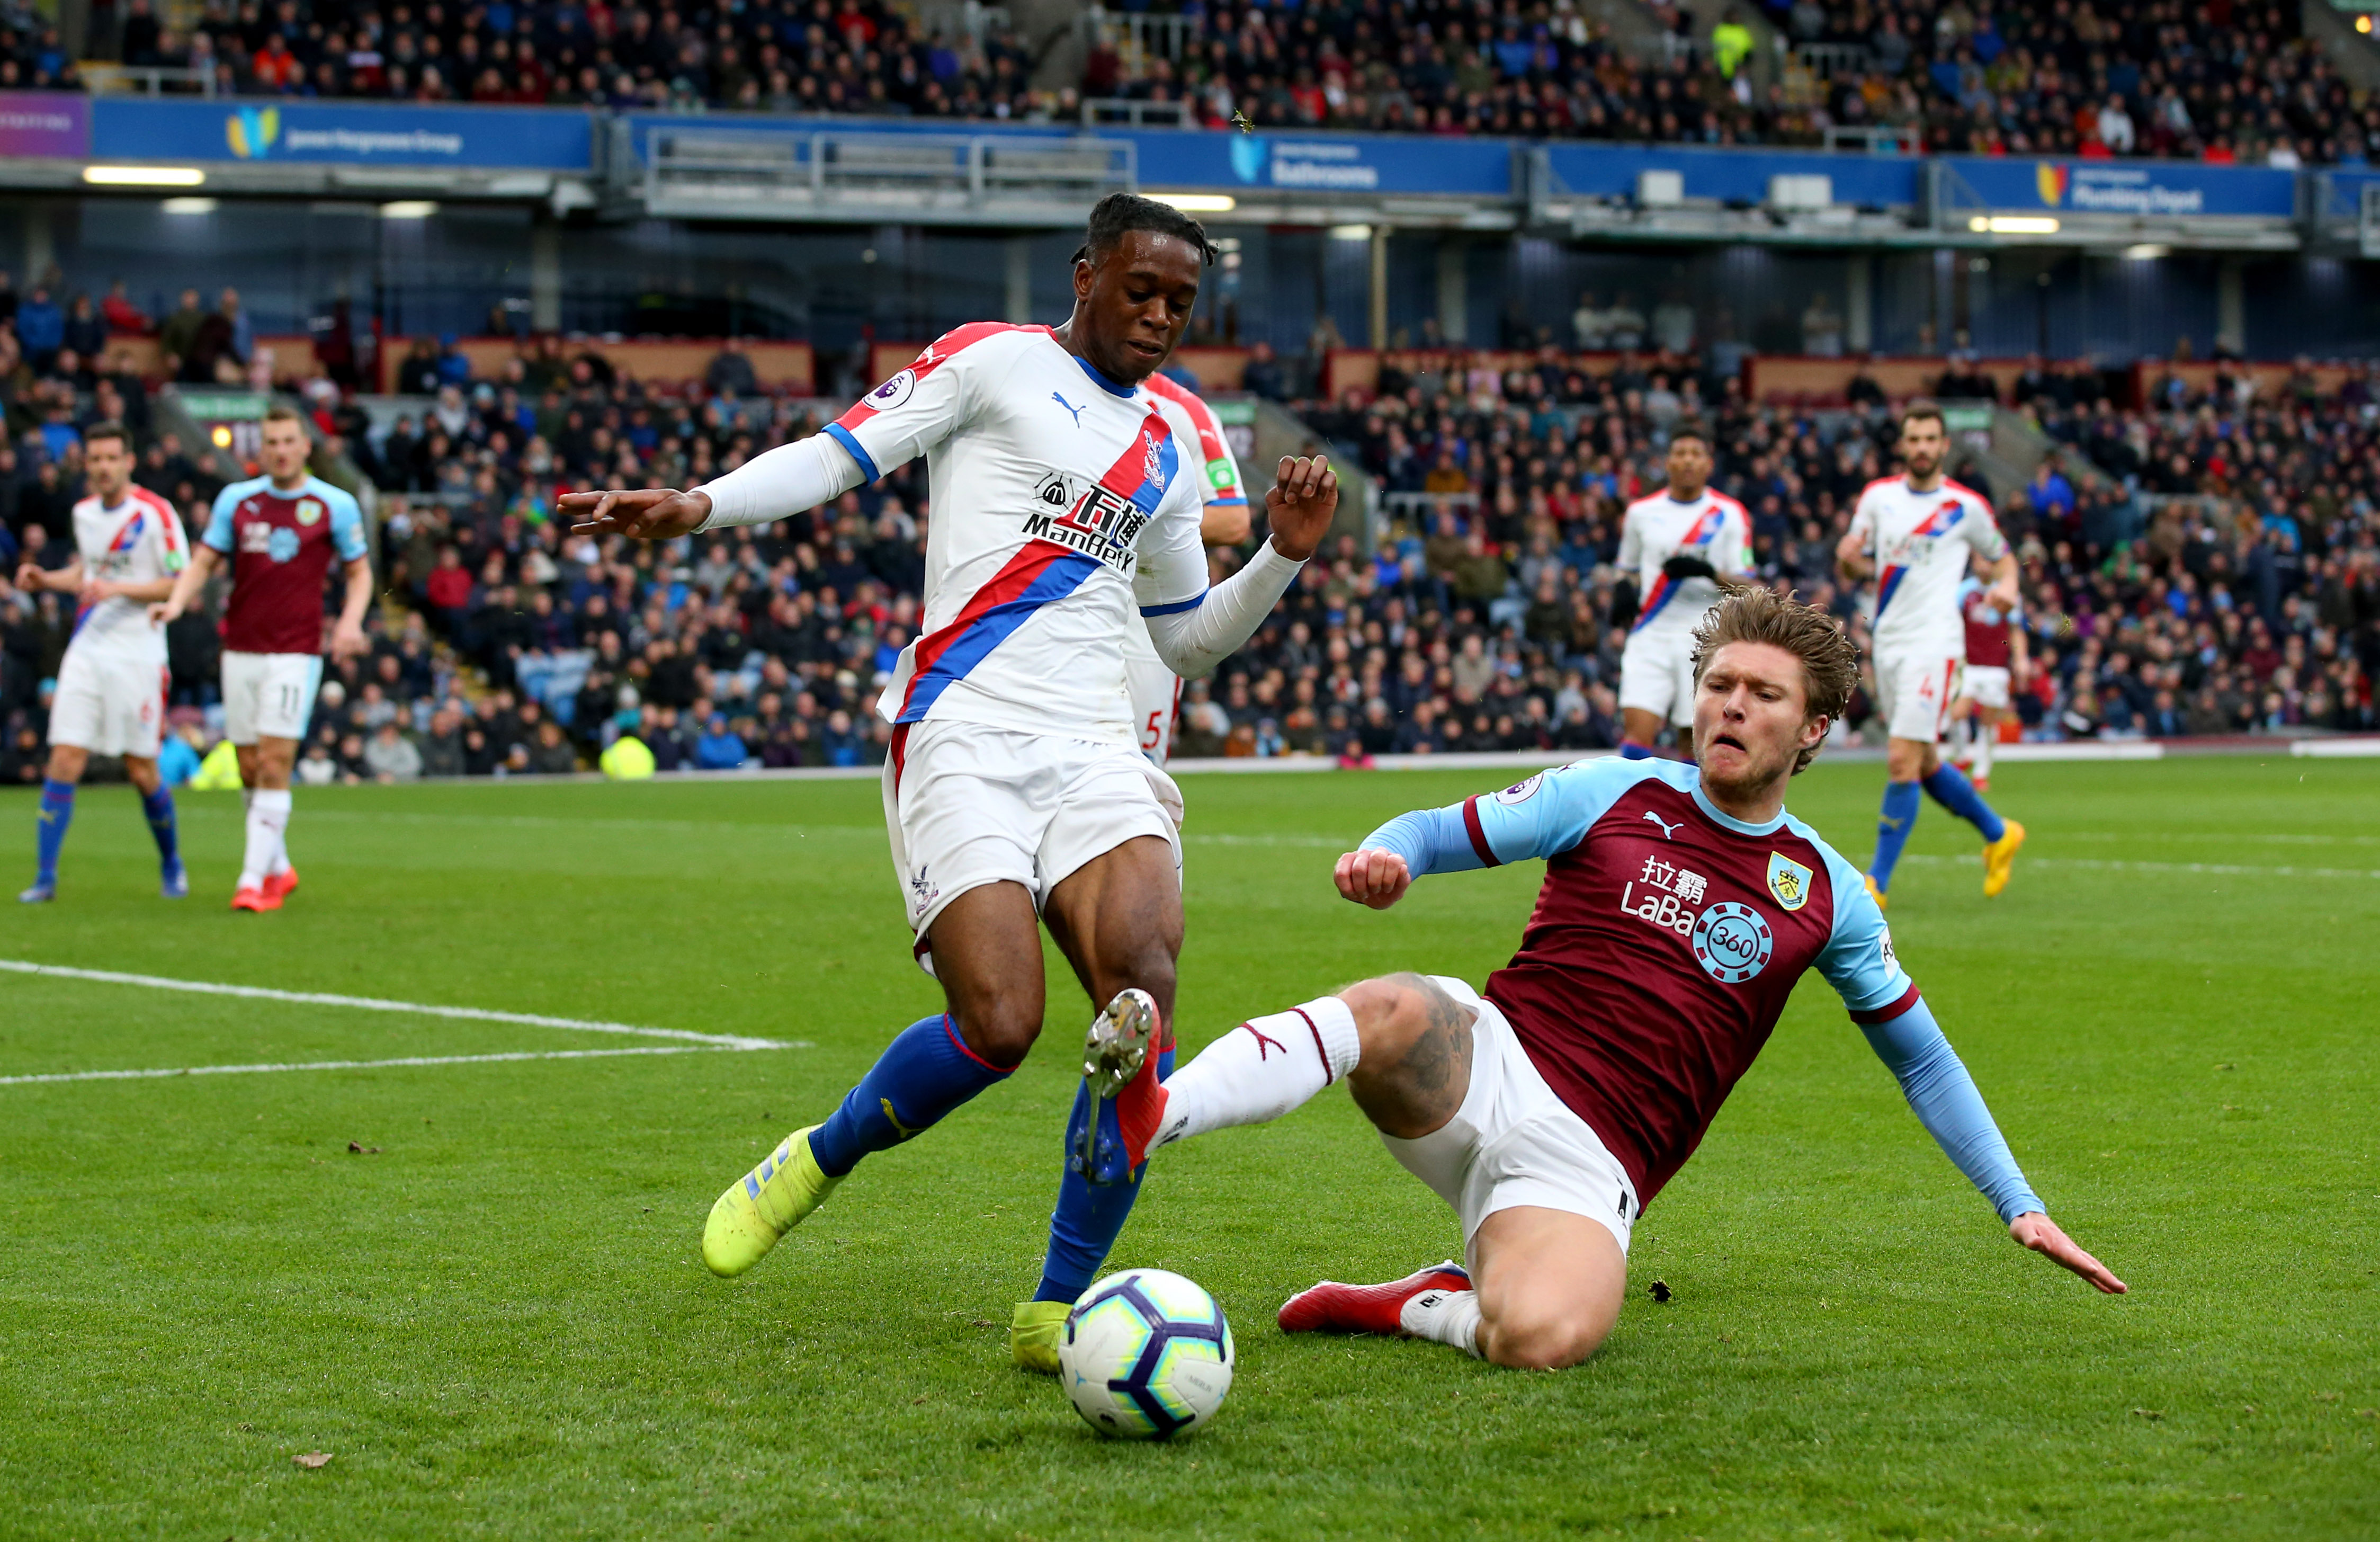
[229,885,279,913]
[262,866,300,904]
[1279,1261,1473,1336]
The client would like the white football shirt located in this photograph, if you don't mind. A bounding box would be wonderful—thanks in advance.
[1616,487,1750,637]
[67,486,187,665]
[1846,476,2008,657]
[833,324,1211,745]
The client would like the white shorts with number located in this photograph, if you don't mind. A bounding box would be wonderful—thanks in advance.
[222,650,324,744]
[50,645,167,759]
[1617,627,1698,728]
[1872,649,1962,745]
[883,720,1182,970]
[1960,664,2011,711]
[1378,976,1640,1261]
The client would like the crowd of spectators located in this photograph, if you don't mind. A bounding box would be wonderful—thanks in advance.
[92,0,2375,166]
[5,293,2379,787]
[113,0,1048,119]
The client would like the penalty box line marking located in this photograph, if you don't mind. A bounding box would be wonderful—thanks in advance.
[0,1045,773,1088]
[0,959,797,1053]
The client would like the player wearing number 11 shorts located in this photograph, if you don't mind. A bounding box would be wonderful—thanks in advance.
[154,403,373,912]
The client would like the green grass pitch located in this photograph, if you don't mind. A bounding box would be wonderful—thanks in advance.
[1,756,2374,1540]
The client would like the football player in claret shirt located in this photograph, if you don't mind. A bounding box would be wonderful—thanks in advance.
[1045,586,2122,1372]
[154,403,371,912]
[1836,402,2025,908]
[16,421,190,903]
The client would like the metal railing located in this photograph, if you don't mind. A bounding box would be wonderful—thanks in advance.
[81,62,217,96]
[1080,96,1191,129]
[1793,42,1873,79]
[1082,7,1197,64]
[644,127,1136,215]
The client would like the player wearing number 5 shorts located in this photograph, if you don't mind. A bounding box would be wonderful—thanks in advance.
[1835,400,2024,907]
[154,403,373,913]
[1615,424,1748,759]
[17,421,191,903]
[1124,369,1251,802]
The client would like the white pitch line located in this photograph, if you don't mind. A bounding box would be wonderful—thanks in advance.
[0,1044,766,1088]
[1896,853,2380,881]
[0,959,793,1051]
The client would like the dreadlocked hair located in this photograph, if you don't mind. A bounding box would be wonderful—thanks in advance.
[1070,192,1220,268]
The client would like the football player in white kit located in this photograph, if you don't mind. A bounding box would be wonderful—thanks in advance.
[559,197,1336,1361]
[1835,402,2026,907]
[16,421,191,903]
[1614,424,1748,758]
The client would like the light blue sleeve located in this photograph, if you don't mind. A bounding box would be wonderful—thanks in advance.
[1806,835,1914,1015]
[1860,998,2046,1224]
[321,484,369,563]
[202,483,242,553]
[1359,758,1651,876]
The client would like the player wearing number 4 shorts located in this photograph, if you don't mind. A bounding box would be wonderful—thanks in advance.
[1836,401,2025,908]
[1041,587,2123,1372]
[554,197,1339,1374]
[155,403,373,912]
[1615,424,1748,759]
[18,422,190,903]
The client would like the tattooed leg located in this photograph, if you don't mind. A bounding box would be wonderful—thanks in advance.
[1341,973,1477,1139]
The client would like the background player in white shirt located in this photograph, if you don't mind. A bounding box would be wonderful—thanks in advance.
[558,196,1337,1363]
[1615,425,1748,757]
[1836,402,2025,907]
[1129,369,1250,783]
[16,421,190,903]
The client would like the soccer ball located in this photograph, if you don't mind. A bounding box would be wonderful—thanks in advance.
[1059,1268,1234,1440]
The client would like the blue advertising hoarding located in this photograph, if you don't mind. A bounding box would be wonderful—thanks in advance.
[1543,141,1920,207]
[1941,156,2297,219]
[92,97,593,170]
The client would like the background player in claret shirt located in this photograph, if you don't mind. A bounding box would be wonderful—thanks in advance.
[1614,425,1749,759]
[1050,587,2122,1372]
[558,196,1338,1367]
[1950,574,2028,792]
[154,404,371,912]
[16,421,190,903]
[1836,403,2025,908]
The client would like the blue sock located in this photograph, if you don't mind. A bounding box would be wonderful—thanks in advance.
[34,779,75,885]
[1921,764,2007,843]
[1033,1040,1175,1304]
[141,786,180,867]
[1620,742,1653,760]
[807,1014,1012,1178]
[1870,779,1922,892]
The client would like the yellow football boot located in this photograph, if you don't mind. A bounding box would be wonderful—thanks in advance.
[702,1125,839,1278]
[1865,873,1889,912]
[1982,819,2027,898]
[1010,1299,1070,1375]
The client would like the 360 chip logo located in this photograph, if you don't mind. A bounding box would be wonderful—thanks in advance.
[1692,902,1773,984]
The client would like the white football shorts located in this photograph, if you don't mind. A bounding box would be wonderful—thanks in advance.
[1872,649,1962,745]
[1616,627,1698,728]
[50,645,167,759]
[221,650,324,745]
[1378,975,1640,1261]
[1960,664,2011,711]
[882,719,1182,965]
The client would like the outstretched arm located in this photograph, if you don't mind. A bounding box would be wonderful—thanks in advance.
[1862,999,2126,1294]
[1336,759,1645,909]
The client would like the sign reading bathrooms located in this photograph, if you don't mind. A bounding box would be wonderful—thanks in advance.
[1137,128,1511,197]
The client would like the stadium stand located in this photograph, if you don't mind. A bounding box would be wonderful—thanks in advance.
[83,0,2363,164]
[1,295,2374,783]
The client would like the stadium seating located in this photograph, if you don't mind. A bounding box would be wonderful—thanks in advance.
[81,0,2359,163]
[1,278,2373,783]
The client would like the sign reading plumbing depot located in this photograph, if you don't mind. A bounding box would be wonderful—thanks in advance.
[1947,154,2297,220]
